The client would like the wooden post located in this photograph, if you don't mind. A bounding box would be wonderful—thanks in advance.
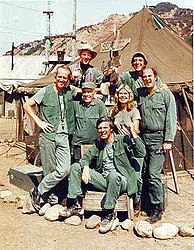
[169,150,180,194]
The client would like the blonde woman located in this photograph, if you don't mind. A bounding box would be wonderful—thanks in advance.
[110,84,144,216]
[110,84,140,135]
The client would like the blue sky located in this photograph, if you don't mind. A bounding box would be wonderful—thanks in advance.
[0,0,193,55]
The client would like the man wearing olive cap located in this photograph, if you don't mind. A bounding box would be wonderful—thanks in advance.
[72,82,107,162]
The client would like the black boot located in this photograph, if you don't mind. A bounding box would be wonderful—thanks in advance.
[29,187,41,211]
[59,197,83,219]
[148,204,163,223]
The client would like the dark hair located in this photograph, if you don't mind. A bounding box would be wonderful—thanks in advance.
[131,52,148,65]
[96,116,114,130]
[56,65,72,78]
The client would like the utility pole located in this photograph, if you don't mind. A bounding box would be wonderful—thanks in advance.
[42,1,53,74]
[72,0,77,61]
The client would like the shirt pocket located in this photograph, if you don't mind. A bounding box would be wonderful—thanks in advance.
[152,102,166,111]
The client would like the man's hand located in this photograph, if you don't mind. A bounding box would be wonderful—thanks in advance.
[163,142,172,153]
[82,165,90,184]
[37,120,54,133]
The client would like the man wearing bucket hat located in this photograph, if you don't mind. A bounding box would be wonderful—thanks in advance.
[70,44,103,88]
[72,82,107,162]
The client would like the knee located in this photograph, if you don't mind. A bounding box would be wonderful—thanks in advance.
[107,171,121,184]
[70,163,81,174]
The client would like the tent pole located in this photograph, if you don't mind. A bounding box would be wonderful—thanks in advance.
[182,88,194,128]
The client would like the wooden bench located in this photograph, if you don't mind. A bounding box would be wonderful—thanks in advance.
[81,145,134,220]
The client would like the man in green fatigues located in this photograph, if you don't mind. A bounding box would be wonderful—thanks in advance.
[72,82,107,162]
[60,116,146,234]
[70,44,103,88]
[138,68,177,223]
[24,65,77,211]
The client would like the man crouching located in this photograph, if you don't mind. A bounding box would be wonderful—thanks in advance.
[60,116,146,233]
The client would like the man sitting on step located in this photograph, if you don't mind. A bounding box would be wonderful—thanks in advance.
[60,116,146,234]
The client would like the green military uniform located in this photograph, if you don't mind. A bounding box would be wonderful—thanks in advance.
[138,87,177,206]
[33,84,77,204]
[68,135,146,210]
[72,98,107,162]
[70,62,103,88]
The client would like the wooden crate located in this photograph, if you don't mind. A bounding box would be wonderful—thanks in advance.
[83,191,134,219]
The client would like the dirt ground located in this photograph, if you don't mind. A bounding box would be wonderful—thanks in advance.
[0,118,193,250]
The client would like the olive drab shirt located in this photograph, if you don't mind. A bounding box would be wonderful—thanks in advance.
[70,62,103,88]
[72,99,108,146]
[80,134,146,196]
[34,84,77,140]
[138,87,177,142]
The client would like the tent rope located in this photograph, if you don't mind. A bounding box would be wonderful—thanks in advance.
[173,146,193,169]
[177,122,194,149]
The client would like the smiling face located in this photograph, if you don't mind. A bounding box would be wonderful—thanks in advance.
[80,50,92,65]
[97,121,113,142]
[142,68,156,89]
[55,68,70,91]
[118,88,133,104]
[82,88,96,105]
[132,56,146,72]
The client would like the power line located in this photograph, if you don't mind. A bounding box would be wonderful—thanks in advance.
[0,30,43,38]
[0,1,41,13]
[0,25,44,35]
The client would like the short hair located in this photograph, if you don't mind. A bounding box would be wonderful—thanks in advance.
[131,52,148,65]
[55,65,72,78]
[142,67,158,77]
[96,116,115,130]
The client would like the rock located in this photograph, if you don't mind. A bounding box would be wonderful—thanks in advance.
[2,194,16,203]
[134,221,153,238]
[111,217,120,231]
[179,225,194,237]
[65,215,82,226]
[44,204,64,221]
[22,194,36,214]
[16,195,27,209]
[85,215,101,229]
[39,203,51,216]
[153,223,179,239]
[120,219,134,231]
[0,190,13,199]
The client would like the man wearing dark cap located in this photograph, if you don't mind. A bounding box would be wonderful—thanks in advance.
[70,44,103,88]
[72,82,107,162]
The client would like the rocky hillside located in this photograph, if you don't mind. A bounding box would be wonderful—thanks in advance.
[5,2,193,56]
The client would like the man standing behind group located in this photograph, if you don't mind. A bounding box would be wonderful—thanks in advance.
[70,44,103,88]
[139,68,177,223]
[72,82,107,162]
[24,65,77,211]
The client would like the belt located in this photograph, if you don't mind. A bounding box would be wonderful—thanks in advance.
[141,129,163,134]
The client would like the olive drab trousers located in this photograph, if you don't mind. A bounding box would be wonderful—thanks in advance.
[67,163,128,210]
[38,133,71,204]
[142,132,165,205]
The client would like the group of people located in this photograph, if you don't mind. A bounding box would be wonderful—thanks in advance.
[24,43,177,234]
